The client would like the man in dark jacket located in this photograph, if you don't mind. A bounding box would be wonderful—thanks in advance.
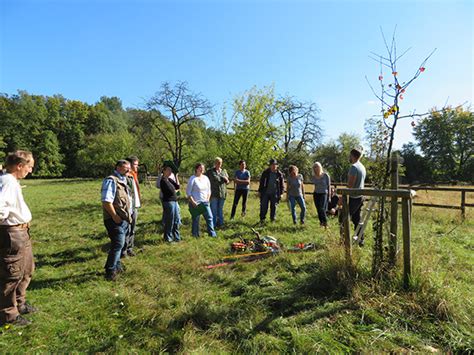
[258,159,284,223]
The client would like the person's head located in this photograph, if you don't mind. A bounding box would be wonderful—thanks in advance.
[195,163,205,176]
[349,148,362,163]
[5,150,34,179]
[313,162,323,175]
[126,156,139,172]
[163,165,172,178]
[214,157,223,170]
[115,159,131,176]
[239,160,246,170]
[330,186,336,196]
[288,165,298,176]
[268,158,278,172]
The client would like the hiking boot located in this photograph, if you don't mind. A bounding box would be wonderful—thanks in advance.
[105,271,119,281]
[18,303,37,315]
[127,249,136,257]
[1,315,32,327]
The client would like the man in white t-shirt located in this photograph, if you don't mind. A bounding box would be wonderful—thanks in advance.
[0,151,36,326]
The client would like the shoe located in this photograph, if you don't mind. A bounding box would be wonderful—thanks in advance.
[105,271,119,281]
[358,238,365,247]
[120,253,128,259]
[127,250,136,257]
[293,220,297,225]
[116,265,126,273]
[1,315,32,326]
[241,212,246,217]
[18,303,37,315]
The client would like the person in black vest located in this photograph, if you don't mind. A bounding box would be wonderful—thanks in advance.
[258,159,284,223]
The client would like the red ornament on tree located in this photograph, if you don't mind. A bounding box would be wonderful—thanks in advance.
[419,67,425,72]
[378,75,383,81]
[411,121,416,127]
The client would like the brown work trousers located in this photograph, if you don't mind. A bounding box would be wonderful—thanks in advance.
[0,226,35,323]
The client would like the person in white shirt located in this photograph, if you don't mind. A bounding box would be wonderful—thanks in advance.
[186,163,217,237]
[0,151,36,326]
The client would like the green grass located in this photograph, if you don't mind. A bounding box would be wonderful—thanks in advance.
[0,179,472,353]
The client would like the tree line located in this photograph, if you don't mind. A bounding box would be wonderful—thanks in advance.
[0,84,472,183]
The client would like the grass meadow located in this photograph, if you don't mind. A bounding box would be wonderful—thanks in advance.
[0,179,472,353]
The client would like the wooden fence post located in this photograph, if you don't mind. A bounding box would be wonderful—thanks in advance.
[389,152,399,266]
[342,195,352,267]
[461,191,466,220]
[402,197,412,288]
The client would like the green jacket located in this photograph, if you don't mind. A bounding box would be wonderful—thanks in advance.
[206,168,229,199]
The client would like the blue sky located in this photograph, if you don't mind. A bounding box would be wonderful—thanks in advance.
[1,0,472,149]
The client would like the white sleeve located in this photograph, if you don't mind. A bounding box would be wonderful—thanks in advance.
[0,179,14,221]
[186,176,194,197]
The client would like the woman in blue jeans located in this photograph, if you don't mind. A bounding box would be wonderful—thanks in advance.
[160,166,181,242]
[312,162,331,228]
[186,163,217,237]
[286,165,306,224]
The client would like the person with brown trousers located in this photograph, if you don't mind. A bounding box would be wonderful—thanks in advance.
[0,151,37,326]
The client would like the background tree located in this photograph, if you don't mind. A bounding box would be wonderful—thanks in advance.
[146,81,213,169]
[399,142,433,184]
[225,86,282,175]
[312,133,361,182]
[275,95,322,171]
[413,106,473,182]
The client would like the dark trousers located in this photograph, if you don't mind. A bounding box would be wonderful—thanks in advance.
[104,219,129,275]
[349,197,363,231]
[122,209,138,255]
[0,226,35,323]
[313,193,328,225]
[260,193,278,221]
[230,189,249,218]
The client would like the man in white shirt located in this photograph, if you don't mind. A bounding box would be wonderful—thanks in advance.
[0,151,36,326]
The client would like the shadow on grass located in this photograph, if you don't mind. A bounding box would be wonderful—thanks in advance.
[29,271,101,290]
[35,246,102,268]
[51,202,101,215]
[165,258,355,352]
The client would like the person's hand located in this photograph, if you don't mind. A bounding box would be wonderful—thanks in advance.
[190,200,197,208]
[112,215,122,224]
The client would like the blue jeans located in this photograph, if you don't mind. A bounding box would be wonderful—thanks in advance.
[210,197,225,227]
[260,193,279,221]
[104,219,129,274]
[313,193,328,225]
[289,195,306,223]
[190,202,216,237]
[163,201,181,242]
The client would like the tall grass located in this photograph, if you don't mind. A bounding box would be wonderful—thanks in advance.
[0,179,472,353]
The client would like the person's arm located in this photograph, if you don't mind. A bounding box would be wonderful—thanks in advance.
[186,176,197,207]
[102,202,122,223]
[101,178,122,223]
[327,174,331,202]
[347,175,356,189]
[222,169,230,184]
[206,177,212,201]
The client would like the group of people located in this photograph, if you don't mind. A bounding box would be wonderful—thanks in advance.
[100,151,366,281]
[0,148,366,326]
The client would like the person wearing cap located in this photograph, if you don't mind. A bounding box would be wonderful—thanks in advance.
[0,150,36,326]
[101,160,132,281]
[258,158,285,223]
[122,156,141,257]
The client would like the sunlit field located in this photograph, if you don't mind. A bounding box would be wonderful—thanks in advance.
[0,179,472,353]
